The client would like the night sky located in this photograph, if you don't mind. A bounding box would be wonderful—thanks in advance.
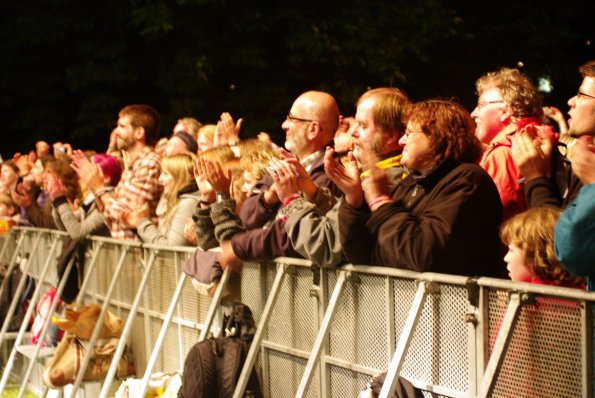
[1,0,593,158]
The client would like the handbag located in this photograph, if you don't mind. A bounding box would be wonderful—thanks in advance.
[43,305,135,388]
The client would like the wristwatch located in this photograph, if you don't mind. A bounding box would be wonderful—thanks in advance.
[216,191,230,202]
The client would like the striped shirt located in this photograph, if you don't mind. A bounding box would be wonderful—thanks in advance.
[103,147,162,240]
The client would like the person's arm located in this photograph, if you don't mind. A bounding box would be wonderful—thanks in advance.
[365,166,501,274]
[210,198,246,243]
[285,199,344,268]
[238,174,280,229]
[230,219,298,261]
[555,184,595,276]
[24,198,57,228]
[137,196,199,246]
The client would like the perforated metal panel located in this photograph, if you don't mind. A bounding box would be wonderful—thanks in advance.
[265,266,318,352]
[403,283,470,393]
[266,350,318,398]
[6,228,595,398]
[488,290,583,397]
[328,273,390,370]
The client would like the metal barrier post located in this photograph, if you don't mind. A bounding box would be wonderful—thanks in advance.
[74,240,103,304]
[379,281,433,398]
[0,255,31,355]
[0,232,58,394]
[134,273,187,398]
[0,228,17,265]
[68,244,131,398]
[197,268,231,343]
[0,231,34,315]
[233,262,288,398]
[17,240,74,398]
[98,249,158,398]
[476,292,523,398]
[296,270,347,397]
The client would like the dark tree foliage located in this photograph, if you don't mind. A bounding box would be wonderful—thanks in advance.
[0,0,593,157]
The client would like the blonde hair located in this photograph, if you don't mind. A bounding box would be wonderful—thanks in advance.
[500,206,584,287]
[197,124,216,142]
[197,145,235,165]
[177,117,203,139]
[240,148,276,181]
[161,153,196,226]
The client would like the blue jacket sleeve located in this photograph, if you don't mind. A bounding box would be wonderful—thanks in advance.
[555,184,595,277]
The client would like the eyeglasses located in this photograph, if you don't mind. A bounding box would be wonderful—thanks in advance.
[402,129,422,140]
[476,100,506,110]
[286,113,317,124]
[576,91,595,101]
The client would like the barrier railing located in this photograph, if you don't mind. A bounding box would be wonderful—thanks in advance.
[0,226,593,398]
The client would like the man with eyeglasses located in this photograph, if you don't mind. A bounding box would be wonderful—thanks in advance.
[553,60,595,290]
[218,91,340,271]
[511,61,595,209]
[268,88,410,268]
[471,67,550,221]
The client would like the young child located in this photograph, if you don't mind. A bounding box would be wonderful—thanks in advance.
[500,206,585,288]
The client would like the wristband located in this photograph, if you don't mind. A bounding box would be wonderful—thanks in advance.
[283,193,300,207]
[368,195,391,210]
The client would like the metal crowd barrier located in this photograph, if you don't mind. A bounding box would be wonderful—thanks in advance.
[1,226,594,398]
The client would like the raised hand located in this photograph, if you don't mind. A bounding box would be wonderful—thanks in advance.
[10,182,33,208]
[268,158,300,204]
[571,137,595,185]
[199,157,231,195]
[194,160,215,204]
[324,147,363,208]
[120,202,150,228]
[47,174,67,201]
[359,147,390,206]
[214,112,243,147]
[511,125,553,181]
[70,150,105,193]
[278,149,317,198]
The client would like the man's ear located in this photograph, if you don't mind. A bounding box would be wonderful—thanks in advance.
[307,122,321,141]
[134,126,146,142]
[385,131,400,150]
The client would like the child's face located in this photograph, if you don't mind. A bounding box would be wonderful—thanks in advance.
[504,244,533,283]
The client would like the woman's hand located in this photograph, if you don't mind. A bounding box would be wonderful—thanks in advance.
[121,203,150,228]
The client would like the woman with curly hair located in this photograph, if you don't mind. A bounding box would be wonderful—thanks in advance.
[337,99,505,277]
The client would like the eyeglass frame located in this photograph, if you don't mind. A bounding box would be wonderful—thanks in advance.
[402,129,423,140]
[475,100,506,110]
[286,113,317,124]
[576,91,595,101]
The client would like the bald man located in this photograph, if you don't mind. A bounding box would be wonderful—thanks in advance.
[219,91,341,267]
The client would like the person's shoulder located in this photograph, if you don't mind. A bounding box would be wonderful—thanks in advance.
[449,162,496,184]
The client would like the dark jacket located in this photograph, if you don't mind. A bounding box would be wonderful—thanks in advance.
[339,160,505,277]
[232,150,338,261]
[524,143,583,209]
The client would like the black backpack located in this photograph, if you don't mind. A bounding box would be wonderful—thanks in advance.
[180,302,262,398]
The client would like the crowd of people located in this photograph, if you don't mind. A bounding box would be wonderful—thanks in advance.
[1,60,594,292]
